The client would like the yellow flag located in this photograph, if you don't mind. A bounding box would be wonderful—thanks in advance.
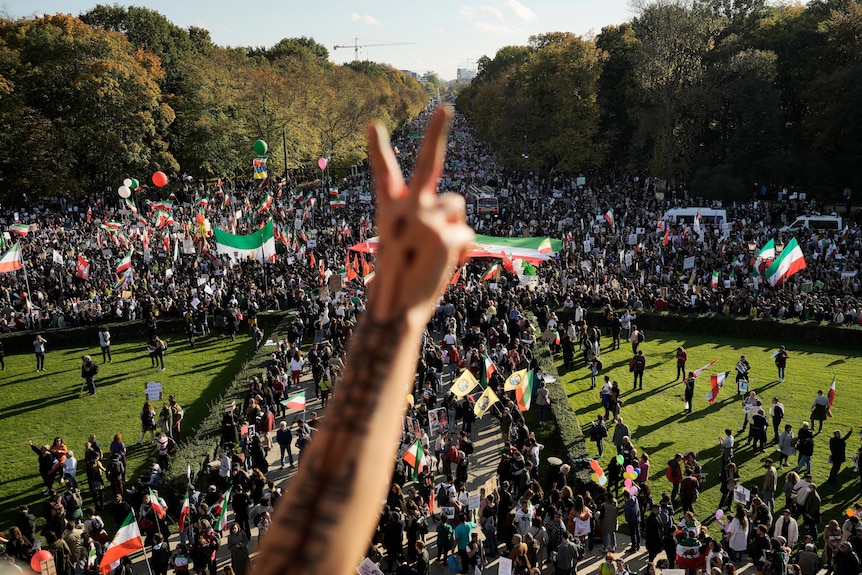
[504,368,529,392]
[474,386,501,419]
[450,369,479,398]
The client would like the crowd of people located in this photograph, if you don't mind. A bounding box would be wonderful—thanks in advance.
[2,103,862,575]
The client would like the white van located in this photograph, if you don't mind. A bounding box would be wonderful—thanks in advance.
[780,215,842,232]
[662,207,730,239]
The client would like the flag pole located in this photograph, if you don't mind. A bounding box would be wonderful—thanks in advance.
[19,243,33,306]
[131,508,155,575]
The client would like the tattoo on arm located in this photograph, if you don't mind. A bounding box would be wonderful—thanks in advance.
[258,318,405,575]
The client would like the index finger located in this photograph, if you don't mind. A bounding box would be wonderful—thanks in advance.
[410,106,452,202]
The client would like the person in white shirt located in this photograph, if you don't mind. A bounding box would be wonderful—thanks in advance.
[98,327,112,363]
[63,449,78,488]
[513,500,535,536]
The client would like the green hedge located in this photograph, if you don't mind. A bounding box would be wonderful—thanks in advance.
[526,313,591,487]
[554,309,862,349]
[160,313,291,508]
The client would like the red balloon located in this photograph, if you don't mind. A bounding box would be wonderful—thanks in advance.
[31,550,53,572]
[152,171,168,187]
[589,459,602,473]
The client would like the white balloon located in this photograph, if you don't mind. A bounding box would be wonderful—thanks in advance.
[118,186,131,199]
[123,178,132,187]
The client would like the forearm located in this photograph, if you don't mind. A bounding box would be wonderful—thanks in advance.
[254,311,426,575]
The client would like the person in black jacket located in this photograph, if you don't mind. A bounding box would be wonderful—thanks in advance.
[81,355,98,395]
[28,441,56,493]
[828,427,854,482]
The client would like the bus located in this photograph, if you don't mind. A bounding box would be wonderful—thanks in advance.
[466,185,499,216]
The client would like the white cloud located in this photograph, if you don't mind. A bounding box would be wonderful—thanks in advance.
[480,5,504,20]
[350,13,380,26]
[503,0,537,22]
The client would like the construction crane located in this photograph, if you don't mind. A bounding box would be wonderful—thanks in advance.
[332,38,415,61]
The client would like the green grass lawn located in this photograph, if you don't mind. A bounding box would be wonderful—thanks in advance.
[0,329,255,529]
[557,330,862,535]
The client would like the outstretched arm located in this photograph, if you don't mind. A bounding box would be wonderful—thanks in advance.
[253,107,473,575]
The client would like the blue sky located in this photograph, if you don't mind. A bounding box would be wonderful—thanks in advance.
[4,0,636,80]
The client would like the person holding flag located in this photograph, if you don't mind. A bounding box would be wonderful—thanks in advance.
[810,390,830,433]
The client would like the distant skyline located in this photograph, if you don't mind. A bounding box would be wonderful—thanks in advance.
[3,0,637,80]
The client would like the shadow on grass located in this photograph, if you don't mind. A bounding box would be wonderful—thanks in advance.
[0,390,84,418]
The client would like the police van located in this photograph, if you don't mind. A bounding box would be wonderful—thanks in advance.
[780,215,842,232]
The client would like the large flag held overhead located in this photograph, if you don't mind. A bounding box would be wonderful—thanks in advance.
[349,234,562,264]
[515,369,535,412]
[473,386,501,419]
[765,237,807,287]
[0,242,24,273]
[705,372,729,405]
[827,375,836,417]
[281,391,306,411]
[214,487,232,532]
[77,255,90,280]
[450,370,479,398]
[116,251,132,275]
[99,512,144,575]
[214,221,276,262]
[9,223,29,236]
[752,239,775,277]
[401,439,425,480]
[481,262,500,282]
[604,208,614,231]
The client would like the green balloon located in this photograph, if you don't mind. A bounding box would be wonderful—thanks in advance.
[130,178,139,190]
[616,455,624,464]
[253,140,268,155]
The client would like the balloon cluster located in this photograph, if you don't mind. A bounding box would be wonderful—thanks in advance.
[623,464,640,496]
[589,459,608,487]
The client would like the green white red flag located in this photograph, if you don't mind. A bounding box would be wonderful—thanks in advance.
[99,512,143,575]
[516,369,535,412]
[148,488,166,519]
[281,391,306,411]
[401,439,425,480]
[705,372,728,405]
[827,375,836,417]
[0,242,24,273]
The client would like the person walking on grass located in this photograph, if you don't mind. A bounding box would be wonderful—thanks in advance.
[34,334,47,372]
[99,326,112,363]
[81,355,98,395]
[775,345,789,382]
[674,347,687,382]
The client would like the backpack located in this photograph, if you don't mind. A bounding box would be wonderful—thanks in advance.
[106,461,120,481]
[462,440,474,455]
[437,484,451,506]
[446,445,459,463]
[483,514,497,532]
[90,516,104,533]
[590,425,600,441]
[774,404,784,418]
[637,330,645,342]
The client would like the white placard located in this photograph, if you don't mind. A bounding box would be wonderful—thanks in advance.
[628,233,638,245]
[145,381,163,401]
[307,239,317,248]
[197,275,209,286]
[468,494,481,510]
[583,240,591,254]
[683,256,696,270]
[635,227,645,235]
[357,557,384,575]
[497,557,513,575]
[190,297,201,308]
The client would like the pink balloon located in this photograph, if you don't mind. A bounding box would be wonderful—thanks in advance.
[628,485,639,496]
[318,157,328,170]
[626,465,635,473]
[624,479,632,488]
[715,509,724,520]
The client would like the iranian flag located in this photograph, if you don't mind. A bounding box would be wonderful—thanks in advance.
[537,237,553,254]
[765,237,807,287]
[214,487,232,532]
[604,208,614,230]
[214,221,276,263]
[178,492,190,532]
[480,354,497,388]
[116,251,132,275]
[402,439,425,480]
[515,369,534,412]
[224,401,237,412]
[363,270,376,285]
[0,242,24,273]
[663,227,669,246]
[330,196,347,208]
[482,262,500,282]
[752,239,776,276]
[148,488,166,519]
[258,193,273,213]
[711,270,719,288]
[9,223,29,236]
[827,375,836,417]
[99,512,143,575]
[281,391,306,411]
[705,372,729,405]
[77,255,90,280]
[692,359,719,378]
[124,198,138,214]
